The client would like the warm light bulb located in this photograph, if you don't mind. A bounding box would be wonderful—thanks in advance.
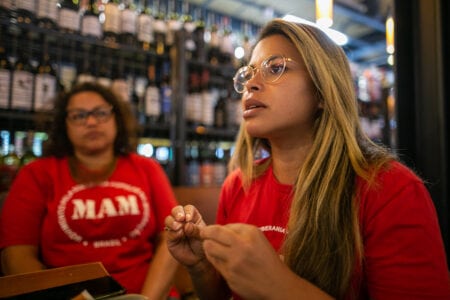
[386,16,395,54]
[316,0,333,28]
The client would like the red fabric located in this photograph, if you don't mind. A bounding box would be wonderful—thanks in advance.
[0,153,178,294]
[217,160,450,299]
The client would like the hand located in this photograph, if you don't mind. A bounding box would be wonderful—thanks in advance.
[200,223,287,299]
[164,205,207,267]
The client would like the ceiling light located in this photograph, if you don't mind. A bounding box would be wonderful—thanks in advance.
[282,14,348,46]
[385,16,395,54]
[316,0,333,28]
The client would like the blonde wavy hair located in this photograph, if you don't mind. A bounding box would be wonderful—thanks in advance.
[228,19,394,298]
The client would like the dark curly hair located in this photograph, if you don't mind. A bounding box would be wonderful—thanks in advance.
[43,82,140,157]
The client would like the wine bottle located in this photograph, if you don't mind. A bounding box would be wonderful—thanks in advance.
[214,88,228,129]
[111,53,130,102]
[20,130,37,166]
[144,58,161,124]
[57,0,80,34]
[103,0,121,44]
[34,38,57,112]
[0,26,12,109]
[96,47,112,87]
[15,0,36,24]
[80,0,102,39]
[120,0,137,46]
[152,0,167,55]
[36,0,59,30]
[137,0,154,51]
[192,7,206,62]
[165,0,182,51]
[76,43,96,84]
[11,34,36,111]
[0,143,20,194]
[160,59,172,124]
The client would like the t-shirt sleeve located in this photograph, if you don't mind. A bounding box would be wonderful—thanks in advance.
[0,161,49,248]
[143,158,178,233]
[361,162,450,299]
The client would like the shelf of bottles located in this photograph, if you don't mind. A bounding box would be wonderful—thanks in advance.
[0,0,259,188]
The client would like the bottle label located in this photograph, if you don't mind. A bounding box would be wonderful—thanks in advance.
[82,15,102,38]
[59,8,80,32]
[16,0,35,12]
[0,69,11,109]
[145,86,160,117]
[121,8,137,35]
[37,0,58,21]
[11,70,33,110]
[34,73,56,111]
[103,3,121,34]
[137,15,154,43]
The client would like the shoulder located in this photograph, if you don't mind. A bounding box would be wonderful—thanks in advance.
[357,160,434,224]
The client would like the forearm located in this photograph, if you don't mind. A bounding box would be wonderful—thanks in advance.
[140,234,179,300]
[1,245,46,275]
[188,260,231,300]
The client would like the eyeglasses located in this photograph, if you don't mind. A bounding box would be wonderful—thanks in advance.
[66,106,114,126]
[233,55,295,93]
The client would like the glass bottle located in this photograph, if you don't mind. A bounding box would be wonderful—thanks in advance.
[58,0,80,34]
[15,0,36,24]
[103,0,121,44]
[136,0,154,51]
[34,38,57,112]
[36,0,59,30]
[0,143,20,194]
[159,59,172,124]
[20,130,37,167]
[76,43,96,84]
[144,58,160,124]
[0,26,12,109]
[152,0,167,55]
[120,0,137,46]
[11,33,36,111]
[80,0,102,39]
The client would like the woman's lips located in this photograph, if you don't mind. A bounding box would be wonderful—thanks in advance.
[243,99,266,117]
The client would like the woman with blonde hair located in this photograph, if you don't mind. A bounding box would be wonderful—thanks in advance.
[165,19,450,299]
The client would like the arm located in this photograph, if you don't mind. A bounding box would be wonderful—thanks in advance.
[1,245,46,275]
[140,232,179,300]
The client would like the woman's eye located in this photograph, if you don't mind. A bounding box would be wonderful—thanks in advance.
[269,64,284,74]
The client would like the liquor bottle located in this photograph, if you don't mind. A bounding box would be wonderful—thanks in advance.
[11,35,36,111]
[103,0,121,44]
[80,0,102,39]
[20,130,37,166]
[214,88,228,128]
[96,48,112,87]
[136,0,154,51]
[200,68,215,127]
[58,0,80,34]
[192,7,206,62]
[15,0,36,24]
[185,140,200,186]
[0,27,12,109]
[76,43,96,84]
[144,58,161,124]
[219,17,233,65]
[111,53,130,102]
[159,59,172,124]
[206,13,220,66]
[182,2,196,60]
[186,68,202,126]
[133,62,147,124]
[120,0,137,46]
[152,0,167,55]
[165,0,182,51]
[36,0,59,30]
[34,38,57,112]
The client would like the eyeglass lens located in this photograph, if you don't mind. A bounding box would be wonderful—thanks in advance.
[233,55,287,93]
[67,106,113,125]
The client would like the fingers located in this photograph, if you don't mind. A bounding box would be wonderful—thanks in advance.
[165,205,205,238]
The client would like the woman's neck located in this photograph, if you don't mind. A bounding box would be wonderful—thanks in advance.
[270,140,312,185]
[69,150,117,184]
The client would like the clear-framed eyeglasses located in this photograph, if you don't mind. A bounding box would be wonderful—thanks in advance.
[233,54,295,93]
[66,105,114,126]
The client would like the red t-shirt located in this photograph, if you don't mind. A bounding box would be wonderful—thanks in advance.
[217,160,450,299]
[0,153,178,293]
